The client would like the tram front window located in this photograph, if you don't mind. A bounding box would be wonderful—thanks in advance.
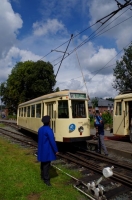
[58,100,69,118]
[72,100,86,118]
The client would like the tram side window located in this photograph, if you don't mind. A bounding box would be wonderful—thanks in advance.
[27,106,30,117]
[58,100,69,118]
[72,100,86,118]
[21,107,23,117]
[115,102,122,115]
[31,105,35,117]
[19,108,21,117]
[24,107,26,117]
[36,103,41,118]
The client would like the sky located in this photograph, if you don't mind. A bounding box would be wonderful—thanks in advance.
[0,0,132,99]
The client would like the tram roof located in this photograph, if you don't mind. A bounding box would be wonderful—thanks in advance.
[115,93,132,100]
[18,90,87,106]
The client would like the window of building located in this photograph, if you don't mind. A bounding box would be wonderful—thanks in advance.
[36,103,41,118]
[72,100,86,118]
[31,105,35,117]
[58,100,69,118]
[27,106,30,117]
[115,102,122,115]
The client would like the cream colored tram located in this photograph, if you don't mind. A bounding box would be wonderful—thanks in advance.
[17,90,90,142]
[113,92,132,142]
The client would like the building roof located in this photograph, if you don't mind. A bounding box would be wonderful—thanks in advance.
[88,99,113,107]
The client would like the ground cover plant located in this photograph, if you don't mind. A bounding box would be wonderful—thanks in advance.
[0,137,87,200]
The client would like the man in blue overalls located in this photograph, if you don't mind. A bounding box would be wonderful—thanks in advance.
[37,115,58,186]
[94,112,108,156]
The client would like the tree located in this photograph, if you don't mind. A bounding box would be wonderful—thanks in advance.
[1,60,56,114]
[113,42,132,93]
[54,87,60,92]
[91,97,98,108]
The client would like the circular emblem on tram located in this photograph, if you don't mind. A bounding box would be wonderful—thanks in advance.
[69,124,76,132]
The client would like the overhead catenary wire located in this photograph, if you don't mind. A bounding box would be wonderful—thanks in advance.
[34,1,132,91]
[39,22,98,61]
[39,0,132,62]
[39,0,132,63]
[51,7,131,66]
[88,40,132,82]
[61,39,131,91]
[53,13,132,67]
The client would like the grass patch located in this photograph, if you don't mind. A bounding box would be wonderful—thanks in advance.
[0,123,5,127]
[0,137,87,200]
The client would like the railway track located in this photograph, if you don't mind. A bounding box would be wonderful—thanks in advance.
[0,127,37,149]
[0,121,132,199]
[54,150,132,199]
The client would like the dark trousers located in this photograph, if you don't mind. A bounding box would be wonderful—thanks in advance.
[41,161,51,184]
[98,135,108,155]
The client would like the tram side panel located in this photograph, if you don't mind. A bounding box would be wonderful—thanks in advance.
[113,100,126,136]
[55,118,90,142]
[17,117,42,134]
[113,97,132,137]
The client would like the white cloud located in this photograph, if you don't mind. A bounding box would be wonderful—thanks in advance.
[33,19,66,36]
[6,46,41,61]
[0,46,41,81]
[0,0,23,58]
[85,47,117,74]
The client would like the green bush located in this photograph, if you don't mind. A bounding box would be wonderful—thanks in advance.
[7,115,17,120]
[102,112,113,126]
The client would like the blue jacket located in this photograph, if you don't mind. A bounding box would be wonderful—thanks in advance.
[97,122,104,135]
[94,116,102,127]
[37,125,58,162]
[95,116,102,125]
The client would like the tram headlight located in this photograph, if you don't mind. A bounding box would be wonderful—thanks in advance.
[78,126,84,135]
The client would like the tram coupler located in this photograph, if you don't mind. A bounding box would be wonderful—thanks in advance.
[87,166,114,200]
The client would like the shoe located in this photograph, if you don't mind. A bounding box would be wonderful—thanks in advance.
[45,182,52,186]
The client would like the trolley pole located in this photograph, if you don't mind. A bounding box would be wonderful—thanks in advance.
[55,34,73,78]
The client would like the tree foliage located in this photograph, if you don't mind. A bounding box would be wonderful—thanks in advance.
[102,111,113,125]
[1,60,56,114]
[91,97,98,108]
[113,42,132,93]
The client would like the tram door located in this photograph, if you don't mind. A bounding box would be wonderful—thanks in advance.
[124,102,129,132]
[46,102,56,133]
[128,101,132,141]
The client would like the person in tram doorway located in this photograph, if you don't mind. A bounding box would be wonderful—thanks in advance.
[96,119,109,156]
[37,115,59,186]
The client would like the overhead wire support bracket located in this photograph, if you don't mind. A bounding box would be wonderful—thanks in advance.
[96,0,132,25]
[55,34,73,78]
[51,49,69,55]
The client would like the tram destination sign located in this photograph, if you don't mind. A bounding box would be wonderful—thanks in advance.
[69,93,87,99]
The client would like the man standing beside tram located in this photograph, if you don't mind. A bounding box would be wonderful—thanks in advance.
[94,111,108,156]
